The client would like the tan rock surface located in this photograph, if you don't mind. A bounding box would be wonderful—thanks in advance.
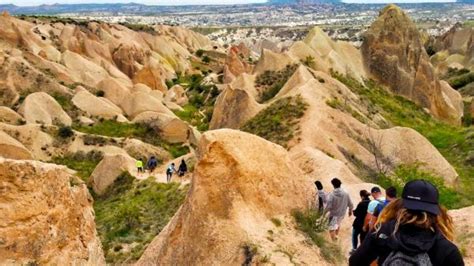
[0,158,105,265]
[210,83,262,130]
[253,49,297,75]
[72,89,125,120]
[123,138,172,163]
[361,4,463,124]
[164,84,188,107]
[18,92,72,126]
[137,129,323,265]
[0,123,54,160]
[0,106,22,124]
[450,206,474,265]
[0,130,33,160]
[90,153,136,195]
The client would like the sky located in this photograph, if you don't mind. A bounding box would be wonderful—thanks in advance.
[0,0,266,5]
[0,0,457,6]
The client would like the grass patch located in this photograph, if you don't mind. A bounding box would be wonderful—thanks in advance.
[94,172,188,264]
[326,98,367,124]
[378,164,461,209]
[255,64,299,103]
[167,73,218,132]
[292,209,343,264]
[174,104,211,132]
[241,95,308,148]
[270,217,282,227]
[332,72,474,208]
[73,120,189,158]
[51,151,103,182]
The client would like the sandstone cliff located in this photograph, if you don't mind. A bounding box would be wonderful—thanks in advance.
[362,4,463,125]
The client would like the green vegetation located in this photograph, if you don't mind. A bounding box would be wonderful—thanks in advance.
[241,96,308,148]
[73,120,189,158]
[174,104,210,132]
[52,151,103,182]
[292,209,343,264]
[378,164,461,209]
[447,70,474,90]
[326,98,367,124]
[57,125,74,139]
[270,217,282,227]
[94,172,188,264]
[168,73,219,132]
[332,72,474,207]
[255,64,299,103]
[118,22,156,34]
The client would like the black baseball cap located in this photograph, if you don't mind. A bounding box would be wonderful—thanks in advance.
[371,186,381,193]
[402,180,440,215]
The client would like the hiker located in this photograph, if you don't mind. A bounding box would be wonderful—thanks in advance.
[136,158,144,176]
[178,159,187,177]
[364,186,386,232]
[314,181,327,212]
[349,180,464,266]
[166,162,176,183]
[147,156,158,174]
[325,177,354,241]
[373,186,397,218]
[351,190,371,254]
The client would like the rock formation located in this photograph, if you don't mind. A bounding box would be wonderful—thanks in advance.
[137,129,317,265]
[362,4,463,125]
[90,153,136,195]
[0,158,105,265]
[18,92,72,126]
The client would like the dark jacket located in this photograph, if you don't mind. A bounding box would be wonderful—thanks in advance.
[349,220,464,266]
[352,198,370,229]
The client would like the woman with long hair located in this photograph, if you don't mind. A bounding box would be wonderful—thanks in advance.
[349,180,464,266]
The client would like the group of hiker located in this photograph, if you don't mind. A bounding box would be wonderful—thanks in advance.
[315,178,464,266]
[135,157,188,182]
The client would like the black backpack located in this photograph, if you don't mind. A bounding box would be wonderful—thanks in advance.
[382,250,432,266]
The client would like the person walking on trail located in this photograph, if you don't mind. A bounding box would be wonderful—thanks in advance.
[314,181,327,212]
[372,186,397,218]
[147,156,158,174]
[178,159,188,177]
[349,180,464,266]
[136,158,144,176]
[351,189,371,254]
[365,186,386,232]
[325,177,354,241]
[166,162,176,183]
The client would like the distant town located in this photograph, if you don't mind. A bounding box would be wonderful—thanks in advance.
[1,2,473,48]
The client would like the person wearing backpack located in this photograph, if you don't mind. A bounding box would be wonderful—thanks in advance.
[166,162,176,183]
[147,156,158,174]
[364,186,386,232]
[351,190,371,254]
[314,181,327,213]
[349,180,464,266]
[373,186,397,218]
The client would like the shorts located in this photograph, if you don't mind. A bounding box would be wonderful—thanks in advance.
[328,216,344,231]
[137,167,143,173]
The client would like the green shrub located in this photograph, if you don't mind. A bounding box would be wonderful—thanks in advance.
[57,126,74,139]
[202,55,211,63]
[94,173,188,264]
[449,72,474,89]
[292,209,343,264]
[255,64,299,103]
[378,164,461,209]
[74,120,189,158]
[195,49,205,57]
[52,151,103,181]
[331,72,474,208]
[241,96,308,148]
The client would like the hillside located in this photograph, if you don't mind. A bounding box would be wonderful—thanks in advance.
[0,4,473,266]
